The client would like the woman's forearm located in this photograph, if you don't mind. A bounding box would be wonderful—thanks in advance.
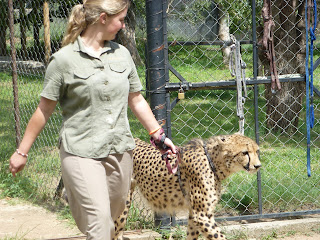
[10,97,57,176]
[17,97,57,154]
[128,92,161,137]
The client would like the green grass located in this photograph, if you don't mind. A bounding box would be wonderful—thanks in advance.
[125,202,154,230]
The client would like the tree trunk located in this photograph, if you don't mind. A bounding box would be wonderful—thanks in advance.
[115,3,143,66]
[0,2,8,56]
[19,0,28,60]
[0,24,7,56]
[259,0,306,133]
[219,13,231,65]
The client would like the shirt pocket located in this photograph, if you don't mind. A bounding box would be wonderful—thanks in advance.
[74,67,96,79]
[63,67,96,102]
[109,62,127,73]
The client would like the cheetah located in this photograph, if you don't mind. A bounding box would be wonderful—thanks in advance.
[114,133,261,240]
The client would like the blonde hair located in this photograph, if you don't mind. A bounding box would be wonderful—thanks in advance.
[62,0,130,47]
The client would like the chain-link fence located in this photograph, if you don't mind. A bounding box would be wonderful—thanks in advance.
[0,0,319,231]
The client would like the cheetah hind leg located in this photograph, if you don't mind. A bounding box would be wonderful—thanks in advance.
[113,179,136,240]
[187,211,226,240]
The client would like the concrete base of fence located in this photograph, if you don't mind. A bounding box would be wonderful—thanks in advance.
[222,215,320,238]
[0,56,45,74]
[121,215,320,240]
[122,230,162,240]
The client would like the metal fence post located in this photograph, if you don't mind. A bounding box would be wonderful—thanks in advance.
[145,0,171,230]
[251,0,263,215]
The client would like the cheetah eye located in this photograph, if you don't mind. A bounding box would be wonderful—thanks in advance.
[242,151,249,155]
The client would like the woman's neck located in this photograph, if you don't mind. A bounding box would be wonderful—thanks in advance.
[81,28,105,52]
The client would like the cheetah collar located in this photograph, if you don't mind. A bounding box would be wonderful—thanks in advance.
[203,142,220,182]
[177,142,220,198]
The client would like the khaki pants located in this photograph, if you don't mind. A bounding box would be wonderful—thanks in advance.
[60,145,133,240]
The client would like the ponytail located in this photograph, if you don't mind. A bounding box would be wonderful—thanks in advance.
[61,0,130,47]
[61,4,86,47]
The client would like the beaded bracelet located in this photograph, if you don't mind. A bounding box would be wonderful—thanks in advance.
[149,126,162,135]
[16,149,28,158]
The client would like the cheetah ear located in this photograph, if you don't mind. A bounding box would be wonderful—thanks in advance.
[234,131,244,136]
[218,136,226,143]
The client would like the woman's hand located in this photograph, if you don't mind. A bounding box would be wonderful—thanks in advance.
[9,152,27,177]
[161,136,177,155]
[150,128,177,156]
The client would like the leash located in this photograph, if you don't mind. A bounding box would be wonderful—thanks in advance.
[150,128,181,174]
[229,35,247,134]
[305,0,317,177]
[176,164,187,197]
[161,149,181,174]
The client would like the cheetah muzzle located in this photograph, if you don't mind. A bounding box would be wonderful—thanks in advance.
[113,133,261,240]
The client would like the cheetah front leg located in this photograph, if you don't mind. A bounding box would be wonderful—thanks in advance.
[189,210,226,240]
[186,214,201,240]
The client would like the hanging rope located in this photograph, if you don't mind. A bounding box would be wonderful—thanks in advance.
[229,35,247,135]
[309,0,317,129]
[305,0,317,177]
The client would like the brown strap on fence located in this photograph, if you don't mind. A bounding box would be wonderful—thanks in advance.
[261,0,281,91]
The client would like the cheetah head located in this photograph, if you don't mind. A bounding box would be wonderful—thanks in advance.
[215,133,261,174]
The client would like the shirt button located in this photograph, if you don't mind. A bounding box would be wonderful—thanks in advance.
[104,81,108,85]
[106,96,111,101]
[106,118,113,124]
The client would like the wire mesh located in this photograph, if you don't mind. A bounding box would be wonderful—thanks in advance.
[0,0,319,231]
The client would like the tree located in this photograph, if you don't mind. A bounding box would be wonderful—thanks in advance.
[115,0,143,66]
[258,0,306,133]
[0,0,9,56]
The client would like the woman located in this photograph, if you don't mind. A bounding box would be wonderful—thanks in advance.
[9,0,176,239]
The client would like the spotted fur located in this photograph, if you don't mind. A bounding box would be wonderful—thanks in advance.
[113,133,261,240]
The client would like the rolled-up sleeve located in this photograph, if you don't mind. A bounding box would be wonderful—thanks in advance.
[41,56,64,101]
[127,51,143,93]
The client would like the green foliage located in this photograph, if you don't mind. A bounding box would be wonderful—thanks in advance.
[260,230,278,240]
[217,0,264,34]
[170,225,187,239]
[125,203,154,230]
[0,169,38,199]
[132,0,146,14]
[226,230,249,240]
[170,0,212,24]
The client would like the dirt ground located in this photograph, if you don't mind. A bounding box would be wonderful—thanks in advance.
[0,197,319,240]
[0,198,82,239]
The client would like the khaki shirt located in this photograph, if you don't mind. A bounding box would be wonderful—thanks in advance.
[41,36,142,158]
